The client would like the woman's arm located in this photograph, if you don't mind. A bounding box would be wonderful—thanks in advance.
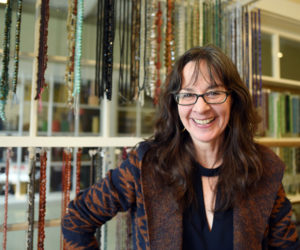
[266,183,300,249]
[62,155,140,250]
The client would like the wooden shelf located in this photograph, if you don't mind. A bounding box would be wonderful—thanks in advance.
[288,194,300,204]
[255,137,300,147]
[262,75,300,91]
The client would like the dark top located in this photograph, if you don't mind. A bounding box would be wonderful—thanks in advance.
[183,163,233,250]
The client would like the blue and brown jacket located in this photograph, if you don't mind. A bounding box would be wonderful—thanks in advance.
[62,142,299,249]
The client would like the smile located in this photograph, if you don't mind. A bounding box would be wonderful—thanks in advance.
[193,118,215,125]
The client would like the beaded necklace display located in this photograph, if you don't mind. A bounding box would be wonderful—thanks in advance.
[26,148,36,250]
[37,150,47,250]
[102,0,115,100]
[0,0,13,121]
[2,148,11,250]
[73,0,83,118]
[34,0,49,101]
[65,0,77,108]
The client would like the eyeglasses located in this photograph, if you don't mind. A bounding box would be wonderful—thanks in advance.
[174,90,231,105]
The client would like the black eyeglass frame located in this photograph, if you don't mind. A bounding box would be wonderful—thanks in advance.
[174,90,231,105]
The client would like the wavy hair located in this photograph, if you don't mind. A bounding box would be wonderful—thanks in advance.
[143,45,263,211]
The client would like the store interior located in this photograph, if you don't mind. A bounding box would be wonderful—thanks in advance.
[0,0,300,249]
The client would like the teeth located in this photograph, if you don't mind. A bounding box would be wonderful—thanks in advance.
[193,118,214,125]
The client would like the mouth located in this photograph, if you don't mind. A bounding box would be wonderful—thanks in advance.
[193,118,215,125]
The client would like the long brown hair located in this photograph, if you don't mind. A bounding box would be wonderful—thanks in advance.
[143,45,263,211]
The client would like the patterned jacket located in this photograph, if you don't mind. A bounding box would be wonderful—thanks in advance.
[62,142,300,249]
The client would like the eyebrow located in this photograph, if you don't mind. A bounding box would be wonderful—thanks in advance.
[181,84,225,92]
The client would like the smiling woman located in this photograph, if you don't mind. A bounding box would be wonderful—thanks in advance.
[62,45,300,250]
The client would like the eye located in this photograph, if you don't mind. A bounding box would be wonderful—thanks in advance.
[181,93,195,98]
[205,91,222,97]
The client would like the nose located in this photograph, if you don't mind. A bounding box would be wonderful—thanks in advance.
[192,96,211,113]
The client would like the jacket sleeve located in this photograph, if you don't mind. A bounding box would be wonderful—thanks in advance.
[61,155,141,250]
[267,183,300,249]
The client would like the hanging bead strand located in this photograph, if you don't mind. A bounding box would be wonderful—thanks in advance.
[65,0,77,108]
[76,148,82,194]
[12,0,24,94]
[153,2,162,105]
[0,0,13,121]
[73,0,83,118]
[26,148,36,250]
[34,0,50,101]
[102,0,115,100]
[2,148,11,250]
[144,1,157,100]
[165,0,176,74]
[37,150,47,250]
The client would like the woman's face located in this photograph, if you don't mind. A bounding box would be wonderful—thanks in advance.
[178,61,231,148]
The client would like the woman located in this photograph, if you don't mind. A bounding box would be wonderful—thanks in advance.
[62,45,299,249]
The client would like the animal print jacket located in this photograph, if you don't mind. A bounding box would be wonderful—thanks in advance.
[62,141,299,249]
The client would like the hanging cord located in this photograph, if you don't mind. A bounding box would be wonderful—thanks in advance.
[37,149,47,250]
[34,0,50,101]
[0,0,13,121]
[65,0,78,108]
[2,148,12,250]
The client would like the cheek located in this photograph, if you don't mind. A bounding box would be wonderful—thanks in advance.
[178,106,190,120]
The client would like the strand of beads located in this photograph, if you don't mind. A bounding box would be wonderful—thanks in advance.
[144,0,157,101]
[35,0,49,101]
[95,0,104,98]
[12,0,24,94]
[73,0,83,118]
[2,148,11,250]
[165,0,175,74]
[37,150,47,250]
[65,0,77,108]
[0,0,13,121]
[153,2,162,105]
[26,148,36,250]
[102,0,115,100]
[76,148,82,194]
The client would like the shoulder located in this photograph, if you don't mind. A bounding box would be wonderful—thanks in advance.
[255,143,285,184]
[127,140,153,165]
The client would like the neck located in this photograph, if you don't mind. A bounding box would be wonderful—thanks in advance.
[193,140,222,169]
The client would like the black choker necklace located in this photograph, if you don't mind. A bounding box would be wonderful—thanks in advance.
[196,162,220,177]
